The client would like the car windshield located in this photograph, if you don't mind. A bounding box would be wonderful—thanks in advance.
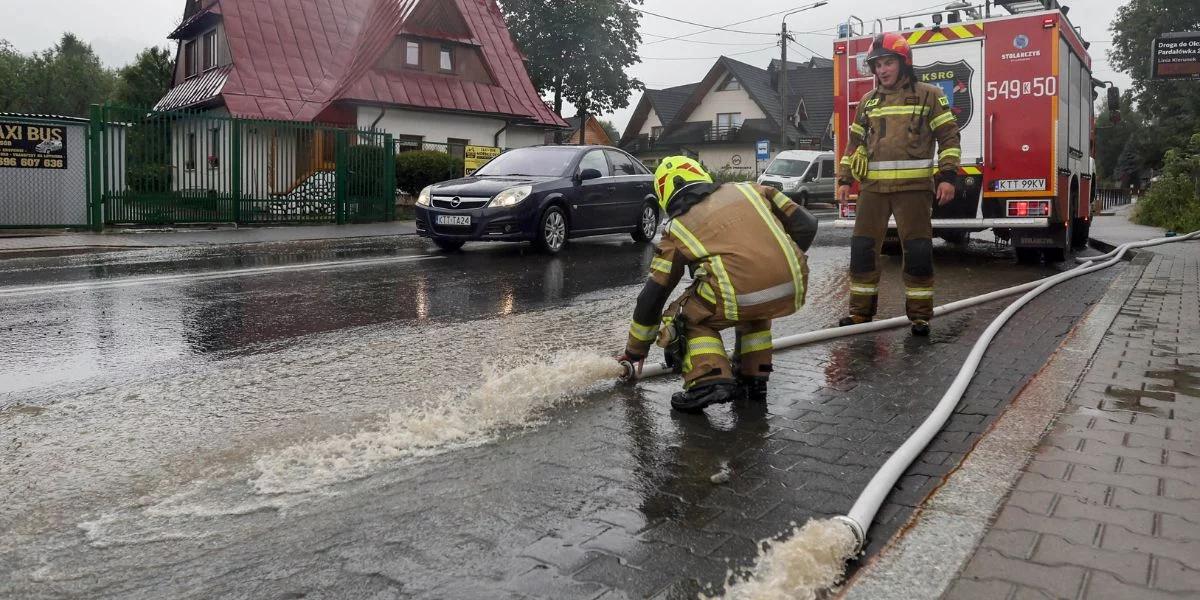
[473,147,578,177]
[764,159,810,177]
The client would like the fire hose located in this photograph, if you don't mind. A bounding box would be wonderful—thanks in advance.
[619,229,1199,554]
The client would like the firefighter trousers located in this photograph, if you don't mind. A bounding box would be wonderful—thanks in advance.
[849,189,935,322]
[664,290,774,389]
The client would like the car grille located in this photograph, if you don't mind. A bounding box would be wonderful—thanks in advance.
[432,196,490,210]
[762,181,783,191]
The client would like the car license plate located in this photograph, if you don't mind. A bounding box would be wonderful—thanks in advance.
[435,215,471,226]
[993,178,1046,191]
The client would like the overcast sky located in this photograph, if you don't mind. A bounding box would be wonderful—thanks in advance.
[1,0,1133,132]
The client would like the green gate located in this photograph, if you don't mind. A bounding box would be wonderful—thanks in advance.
[90,103,394,226]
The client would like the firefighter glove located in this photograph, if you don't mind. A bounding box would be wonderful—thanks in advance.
[849,146,869,181]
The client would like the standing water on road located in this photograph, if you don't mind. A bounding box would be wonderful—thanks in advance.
[253,351,624,494]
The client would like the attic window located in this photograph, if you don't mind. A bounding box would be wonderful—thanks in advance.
[405,40,420,66]
[184,40,197,78]
[719,74,741,91]
[439,45,454,72]
[202,29,217,71]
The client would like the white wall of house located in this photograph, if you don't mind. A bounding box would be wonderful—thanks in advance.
[359,107,550,149]
[690,73,765,123]
[639,109,662,136]
[697,143,764,176]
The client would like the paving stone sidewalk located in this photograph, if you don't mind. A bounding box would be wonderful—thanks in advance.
[948,214,1200,598]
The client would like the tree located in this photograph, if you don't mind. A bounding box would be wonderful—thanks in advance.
[114,47,174,108]
[500,0,644,118]
[20,33,116,116]
[1095,91,1144,185]
[597,118,620,143]
[0,40,28,112]
[1109,0,1200,160]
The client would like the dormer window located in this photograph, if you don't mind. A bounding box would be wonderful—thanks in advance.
[719,74,741,91]
[184,40,197,77]
[202,29,217,71]
[439,45,454,73]
[405,40,420,67]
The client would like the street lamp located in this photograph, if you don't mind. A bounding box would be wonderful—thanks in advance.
[780,2,829,152]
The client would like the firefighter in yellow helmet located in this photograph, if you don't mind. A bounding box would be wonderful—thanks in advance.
[617,156,817,413]
[836,32,961,336]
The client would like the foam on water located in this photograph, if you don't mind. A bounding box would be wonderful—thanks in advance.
[709,518,859,600]
[251,351,623,494]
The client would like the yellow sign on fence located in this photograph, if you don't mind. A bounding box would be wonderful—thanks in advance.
[464,145,501,176]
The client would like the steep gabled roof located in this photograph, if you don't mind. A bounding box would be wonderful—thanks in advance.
[786,66,833,139]
[157,0,565,127]
[666,57,799,141]
[617,83,697,147]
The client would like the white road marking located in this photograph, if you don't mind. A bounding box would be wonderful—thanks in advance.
[0,254,443,298]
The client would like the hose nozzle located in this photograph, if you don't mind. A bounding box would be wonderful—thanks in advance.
[617,360,636,382]
[832,515,866,555]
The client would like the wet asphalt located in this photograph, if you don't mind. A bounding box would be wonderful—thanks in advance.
[0,213,1098,599]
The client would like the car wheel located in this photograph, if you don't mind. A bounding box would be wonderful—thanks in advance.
[632,202,660,242]
[798,191,809,207]
[432,237,465,252]
[534,206,568,254]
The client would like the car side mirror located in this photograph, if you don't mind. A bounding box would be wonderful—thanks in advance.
[578,168,603,182]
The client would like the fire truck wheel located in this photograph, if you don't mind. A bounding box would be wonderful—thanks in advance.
[1071,217,1090,249]
[881,240,903,256]
[940,231,971,246]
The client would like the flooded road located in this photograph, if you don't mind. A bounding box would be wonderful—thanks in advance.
[1,224,1103,599]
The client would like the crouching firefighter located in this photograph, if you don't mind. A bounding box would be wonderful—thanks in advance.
[836,32,961,336]
[617,156,817,413]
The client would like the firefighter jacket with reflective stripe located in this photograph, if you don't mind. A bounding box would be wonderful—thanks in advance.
[837,78,961,193]
[625,183,810,357]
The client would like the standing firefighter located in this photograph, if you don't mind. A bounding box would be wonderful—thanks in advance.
[617,157,817,413]
[836,32,961,336]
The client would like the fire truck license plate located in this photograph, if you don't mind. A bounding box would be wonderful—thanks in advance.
[994,179,1047,191]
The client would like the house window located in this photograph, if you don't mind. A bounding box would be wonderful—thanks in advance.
[650,126,663,140]
[202,30,217,71]
[719,74,741,91]
[447,137,469,162]
[405,40,420,67]
[185,131,197,170]
[184,40,197,77]
[208,128,221,169]
[716,112,743,132]
[439,45,454,72]
[396,134,424,152]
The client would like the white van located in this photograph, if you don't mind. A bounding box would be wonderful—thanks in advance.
[757,150,837,206]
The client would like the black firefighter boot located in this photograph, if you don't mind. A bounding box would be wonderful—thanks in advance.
[739,376,769,403]
[671,380,739,414]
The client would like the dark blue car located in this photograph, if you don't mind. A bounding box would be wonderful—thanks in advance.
[413,145,660,253]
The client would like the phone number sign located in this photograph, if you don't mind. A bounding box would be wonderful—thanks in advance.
[0,121,68,169]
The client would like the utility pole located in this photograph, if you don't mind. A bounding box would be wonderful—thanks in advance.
[779,2,828,154]
[779,21,790,152]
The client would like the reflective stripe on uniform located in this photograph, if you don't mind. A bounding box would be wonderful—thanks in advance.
[734,183,806,311]
[868,159,934,170]
[769,191,790,210]
[849,122,866,137]
[938,147,961,161]
[866,167,939,180]
[905,287,935,299]
[930,111,956,129]
[840,155,852,165]
[868,106,931,118]
[671,219,738,320]
[650,257,672,274]
[697,281,717,304]
[739,330,773,355]
[737,280,795,307]
[687,336,727,358]
[850,284,879,295]
[629,320,657,342]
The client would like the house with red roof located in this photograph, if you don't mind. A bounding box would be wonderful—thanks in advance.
[156,0,567,166]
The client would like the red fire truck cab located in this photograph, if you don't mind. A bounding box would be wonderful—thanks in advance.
[832,2,1117,262]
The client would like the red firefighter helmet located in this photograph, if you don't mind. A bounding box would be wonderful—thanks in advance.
[866,32,913,69]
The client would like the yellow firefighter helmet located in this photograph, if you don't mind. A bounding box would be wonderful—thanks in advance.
[653,156,713,212]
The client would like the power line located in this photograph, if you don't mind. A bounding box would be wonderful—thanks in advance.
[641,33,778,46]
[640,3,828,46]
[634,8,777,37]
[641,44,779,61]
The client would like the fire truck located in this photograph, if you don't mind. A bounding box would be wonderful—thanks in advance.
[831,0,1120,262]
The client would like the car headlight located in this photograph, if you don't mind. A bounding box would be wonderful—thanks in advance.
[783,181,800,192]
[416,186,432,206]
[490,185,532,208]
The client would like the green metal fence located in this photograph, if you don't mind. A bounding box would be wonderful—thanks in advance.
[91,103,395,226]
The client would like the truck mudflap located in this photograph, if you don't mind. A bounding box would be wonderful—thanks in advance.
[832,217,1050,228]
